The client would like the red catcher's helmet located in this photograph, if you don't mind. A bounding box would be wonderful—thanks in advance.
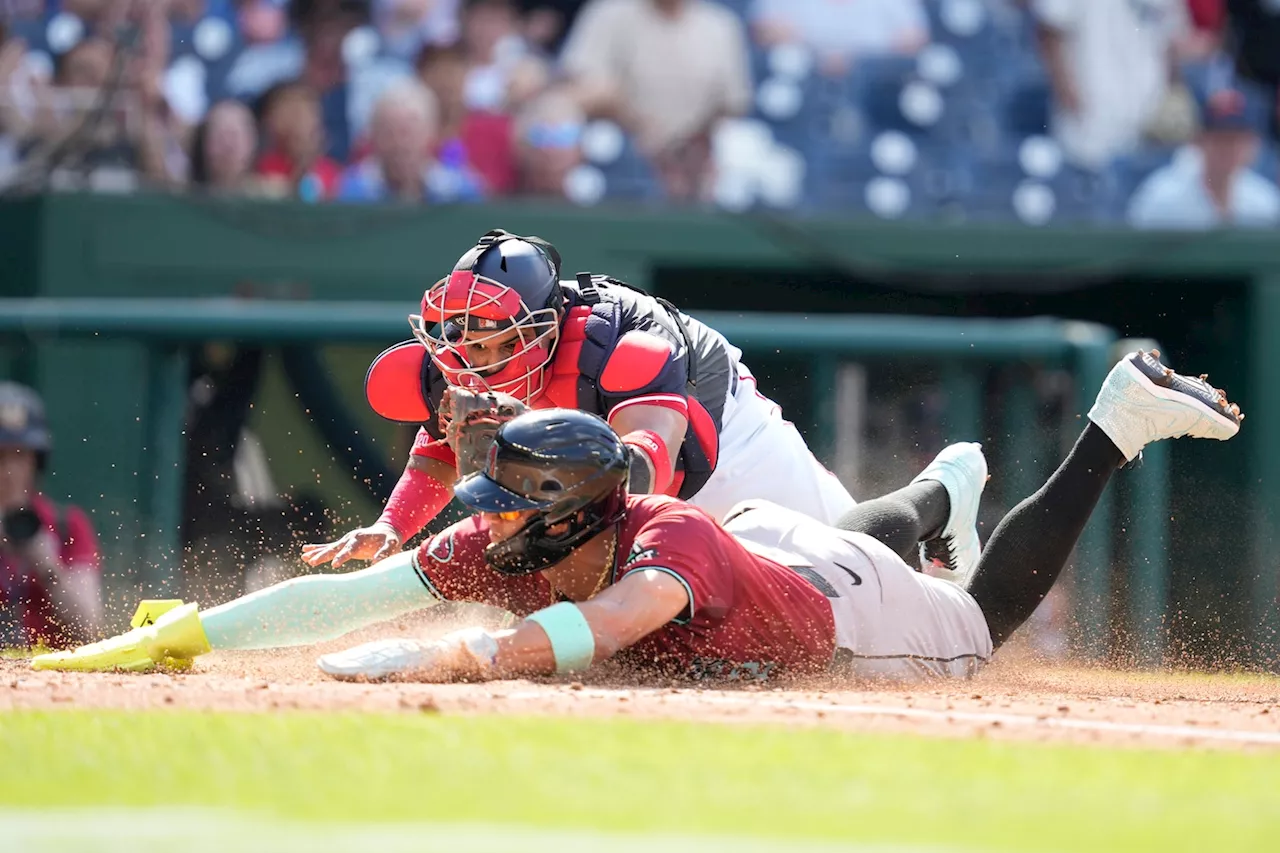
[410,230,564,404]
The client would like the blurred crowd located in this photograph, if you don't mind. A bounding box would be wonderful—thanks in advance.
[0,0,1276,228]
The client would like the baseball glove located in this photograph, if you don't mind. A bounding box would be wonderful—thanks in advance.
[440,387,529,478]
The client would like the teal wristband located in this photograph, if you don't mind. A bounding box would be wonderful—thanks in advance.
[526,602,596,674]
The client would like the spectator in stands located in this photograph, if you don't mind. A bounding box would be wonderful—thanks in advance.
[417,43,516,193]
[1224,1,1280,143]
[13,4,186,191]
[238,0,291,44]
[513,85,583,196]
[0,21,29,185]
[517,0,590,53]
[227,0,376,163]
[749,0,929,77]
[0,382,103,649]
[560,0,751,201]
[1032,0,1191,171]
[255,79,344,199]
[459,0,547,113]
[62,0,129,31]
[189,99,278,194]
[1128,80,1280,229]
[338,77,485,201]
[376,0,462,60]
[169,0,217,23]
[1186,0,1226,56]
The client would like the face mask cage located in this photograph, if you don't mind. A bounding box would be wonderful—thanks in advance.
[410,270,561,402]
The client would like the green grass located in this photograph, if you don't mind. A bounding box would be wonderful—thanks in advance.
[2,711,1279,851]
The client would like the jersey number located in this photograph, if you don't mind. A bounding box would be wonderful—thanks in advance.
[834,562,862,586]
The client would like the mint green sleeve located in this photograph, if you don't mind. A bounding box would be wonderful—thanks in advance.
[200,551,440,650]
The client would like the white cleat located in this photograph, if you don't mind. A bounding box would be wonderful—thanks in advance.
[317,638,430,682]
[913,442,988,587]
[1088,349,1243,462]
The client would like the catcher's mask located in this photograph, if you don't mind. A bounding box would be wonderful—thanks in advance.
[452,408,629,575]
[411,229,565,405]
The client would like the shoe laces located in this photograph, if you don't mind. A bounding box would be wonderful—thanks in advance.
[923,535,957,573]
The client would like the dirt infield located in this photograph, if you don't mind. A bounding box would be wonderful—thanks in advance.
[5,636,1280,751]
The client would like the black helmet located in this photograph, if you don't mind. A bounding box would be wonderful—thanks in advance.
[412,229,566,403]
[453,408,629,575]
[0,382,51,466]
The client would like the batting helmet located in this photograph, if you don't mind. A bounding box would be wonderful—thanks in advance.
[411,230,565,404]
[452,408,629,575]
[0,382,51,465]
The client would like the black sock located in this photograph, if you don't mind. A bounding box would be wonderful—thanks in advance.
[966,423,1125,648]
[835,480,951,562]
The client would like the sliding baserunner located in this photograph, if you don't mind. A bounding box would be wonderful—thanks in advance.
[34,351,1240,684]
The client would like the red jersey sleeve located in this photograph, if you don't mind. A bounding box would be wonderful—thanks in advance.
[411,515,553,617]
[410,426,457,466]
[615,500,734,625]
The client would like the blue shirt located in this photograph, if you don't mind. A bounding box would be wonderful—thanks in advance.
[1128,146,1280,230]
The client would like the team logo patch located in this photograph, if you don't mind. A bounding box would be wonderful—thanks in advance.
[623,544,657,568]
[427,531,455,563]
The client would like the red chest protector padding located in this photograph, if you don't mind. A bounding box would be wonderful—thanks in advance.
[539,304,602,411]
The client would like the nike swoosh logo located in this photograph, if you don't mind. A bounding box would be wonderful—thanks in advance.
[834,561,862,586]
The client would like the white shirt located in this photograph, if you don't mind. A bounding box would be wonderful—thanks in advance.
[749,0,928,60]
[1127,146,1280,230]
[1034,0,1187,170]
[560,0,753,151]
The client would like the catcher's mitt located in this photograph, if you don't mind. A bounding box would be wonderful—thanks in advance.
[440,387,529,477]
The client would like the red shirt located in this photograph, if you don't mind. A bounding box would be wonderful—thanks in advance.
[1187,0,1224,32]
[412,495,837,681]
[347,112,515,195]
[255,150,343,199]
[458,112,516,195]
[0,493,100,648]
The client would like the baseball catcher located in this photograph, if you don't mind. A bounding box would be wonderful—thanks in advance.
[301,228,980,584]
[34,351,1241,683]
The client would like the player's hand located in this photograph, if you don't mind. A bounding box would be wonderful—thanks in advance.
[317,627,499,682]
[301,522,402,568]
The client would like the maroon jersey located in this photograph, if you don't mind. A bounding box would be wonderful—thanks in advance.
[410,495,837,681]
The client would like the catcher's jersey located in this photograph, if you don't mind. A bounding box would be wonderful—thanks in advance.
[722,501,994,681]
[377,276,858,523]
[415,277,738,500]
[411,495,839,681]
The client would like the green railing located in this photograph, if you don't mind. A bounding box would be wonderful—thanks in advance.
[0,297,1168,662]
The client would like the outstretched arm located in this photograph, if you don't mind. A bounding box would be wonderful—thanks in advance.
[301,447,456,568]
[317,568,691,682]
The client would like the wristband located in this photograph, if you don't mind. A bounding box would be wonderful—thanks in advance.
[621,430,673,495]
[376,465,452,539]
[526,602,596,674]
